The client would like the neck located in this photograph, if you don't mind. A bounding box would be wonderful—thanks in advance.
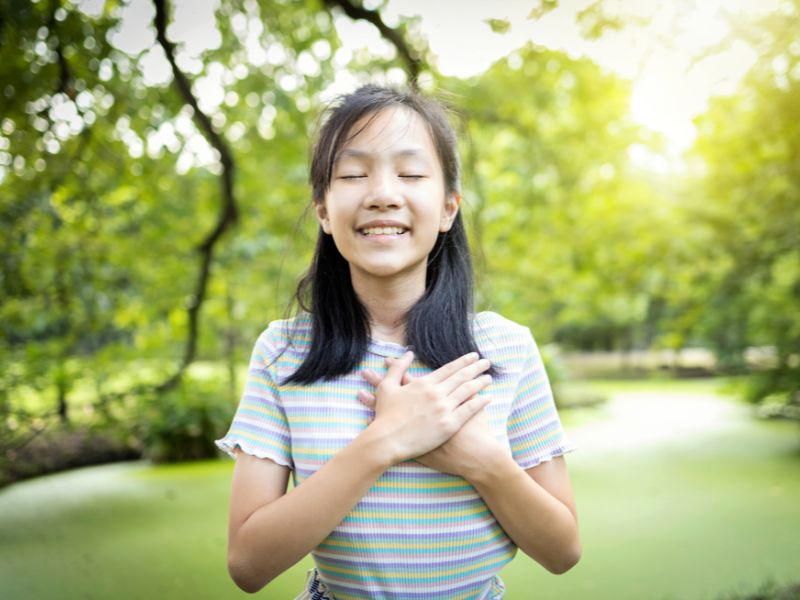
[350,266,426,345]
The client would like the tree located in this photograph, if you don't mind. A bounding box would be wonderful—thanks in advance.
[690,1,800,410]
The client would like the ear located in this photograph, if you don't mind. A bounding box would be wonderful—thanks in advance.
[440,193,462,232]
[314,201,332,234]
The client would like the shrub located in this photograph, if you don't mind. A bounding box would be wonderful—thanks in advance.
[0,425,141,487]
[140,376,232,463]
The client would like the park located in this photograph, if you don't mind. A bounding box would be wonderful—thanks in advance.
[1,0,799,598]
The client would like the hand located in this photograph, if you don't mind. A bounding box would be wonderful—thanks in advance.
[360,356,508,480]
[414,407,508,480]
[359,351,493,465]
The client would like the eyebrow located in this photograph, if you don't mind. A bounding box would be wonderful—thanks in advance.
[333,148,431,163]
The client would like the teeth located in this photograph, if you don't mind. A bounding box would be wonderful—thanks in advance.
[361,226,406,236]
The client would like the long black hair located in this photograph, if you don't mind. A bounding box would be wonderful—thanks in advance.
[283,85,493,384]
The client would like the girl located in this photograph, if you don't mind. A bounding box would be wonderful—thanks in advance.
[216,85,580,599]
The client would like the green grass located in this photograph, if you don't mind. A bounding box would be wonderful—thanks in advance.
[1,378,799,599]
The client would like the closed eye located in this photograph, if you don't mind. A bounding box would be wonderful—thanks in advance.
[339,175,366,180]
[400,175,425,179]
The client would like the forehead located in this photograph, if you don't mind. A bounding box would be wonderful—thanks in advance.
[337,106,437,159]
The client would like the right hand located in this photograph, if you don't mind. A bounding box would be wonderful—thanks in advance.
[361,351,493,464]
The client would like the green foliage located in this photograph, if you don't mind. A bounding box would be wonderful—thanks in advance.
[690,1,800,408]
[444,44,677,352]
[139,376,231,463]
[2,0,799,462]
[0,0,347,441]
[576,2,627,39]
[484,18,511,34]
[527,0,558,21]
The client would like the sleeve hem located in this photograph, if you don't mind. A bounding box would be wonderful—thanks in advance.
[515,444,577,470]
[215,437,294,469]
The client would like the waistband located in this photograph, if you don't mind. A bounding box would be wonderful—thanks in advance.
[299,568,505,599]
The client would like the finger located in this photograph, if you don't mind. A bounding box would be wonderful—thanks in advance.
[385,357,420,386]
[357,389,376,408]
[361,368,381,387]
[383,351,414,385]
[448,374,493,406]
[438,358,492,395]
[426,352,480,384]
[451,394,492,430]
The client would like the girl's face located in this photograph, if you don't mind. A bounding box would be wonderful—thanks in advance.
[315,106,460,286]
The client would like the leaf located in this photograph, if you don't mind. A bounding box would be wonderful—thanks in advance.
[484,18,511,34]
[576,2,624,39]
[527,0,558,20]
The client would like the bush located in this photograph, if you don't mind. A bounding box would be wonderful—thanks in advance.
[0,425,141,487]
[139,376,232,463]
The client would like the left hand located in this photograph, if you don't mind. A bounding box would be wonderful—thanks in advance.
[360,357,509,480]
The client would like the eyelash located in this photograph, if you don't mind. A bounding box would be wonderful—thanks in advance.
[338,175,425,180]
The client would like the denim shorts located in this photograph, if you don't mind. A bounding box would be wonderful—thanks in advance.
[293,568,505,599]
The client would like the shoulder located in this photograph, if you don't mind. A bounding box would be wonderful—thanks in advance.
[473,311,538,368]
[473,311,534,346]
[253,313,313,361]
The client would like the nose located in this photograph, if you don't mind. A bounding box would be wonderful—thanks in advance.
[364,168,403,209]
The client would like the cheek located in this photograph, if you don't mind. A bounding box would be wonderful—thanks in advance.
[420,201,448,232]
[324,193,357,221]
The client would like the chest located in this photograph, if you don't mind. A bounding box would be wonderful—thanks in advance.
[277,358,520,482]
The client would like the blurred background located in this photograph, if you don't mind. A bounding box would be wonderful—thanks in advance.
[1,0,798,598]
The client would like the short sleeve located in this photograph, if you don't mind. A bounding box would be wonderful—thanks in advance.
[507,328,576,469]
[214,326,294,468]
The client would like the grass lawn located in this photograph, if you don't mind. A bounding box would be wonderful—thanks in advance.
[1,378,799,599]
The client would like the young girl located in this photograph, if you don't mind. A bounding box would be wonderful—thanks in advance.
[215,85,580,600]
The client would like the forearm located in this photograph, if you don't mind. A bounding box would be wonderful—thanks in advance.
[467,454,581,574]
[230,428,392,592]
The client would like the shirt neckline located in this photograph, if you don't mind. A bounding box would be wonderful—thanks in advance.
[367,337,411,358]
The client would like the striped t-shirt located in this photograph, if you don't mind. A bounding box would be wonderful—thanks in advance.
[215,311,575,600]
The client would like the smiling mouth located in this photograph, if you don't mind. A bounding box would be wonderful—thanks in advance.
[358,226,409,236]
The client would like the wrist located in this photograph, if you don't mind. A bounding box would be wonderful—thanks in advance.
[464,443,517,487]
[355,423,401,470]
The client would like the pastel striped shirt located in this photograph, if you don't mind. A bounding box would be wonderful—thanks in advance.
[215,311,575,600]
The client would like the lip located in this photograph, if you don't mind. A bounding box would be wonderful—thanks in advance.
[356,219,411,233]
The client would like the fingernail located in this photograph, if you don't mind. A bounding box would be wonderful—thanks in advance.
[405,351,414,359]
[469,352,479,360]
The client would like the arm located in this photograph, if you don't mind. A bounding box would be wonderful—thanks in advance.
[226,351,492,593]
[227,429,393,593]
[360,358,581,574]
[467,454,581,574]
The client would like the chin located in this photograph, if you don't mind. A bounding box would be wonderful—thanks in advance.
[353,261,422,280]
[364,266,407,278]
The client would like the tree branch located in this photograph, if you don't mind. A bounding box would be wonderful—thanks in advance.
[323,0,423,86]
[153,0,238,390]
